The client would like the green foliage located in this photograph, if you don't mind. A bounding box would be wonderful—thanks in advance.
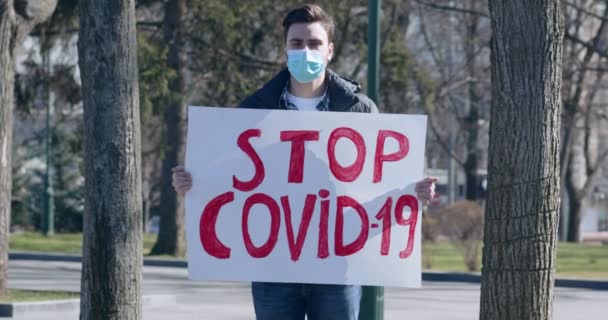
[380,30,413,113]
[12,124,85,233]
[412,65,437,112]
[138,34,176,122]
[188,0,369,107]
[11,161,34,228]
[189,0,286,106]
[11,135,44,231]
[51,0,79,29]
[49,126,84,232]
[379,21,437,115]
[50,64,81,107]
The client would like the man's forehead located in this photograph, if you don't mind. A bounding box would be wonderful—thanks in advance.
[286,22,328,40]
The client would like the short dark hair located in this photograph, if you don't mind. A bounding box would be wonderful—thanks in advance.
[282,4,335,43]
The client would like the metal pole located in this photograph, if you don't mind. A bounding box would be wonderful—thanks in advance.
[448,121,456,204]
[366,0,381,104]
[43,39,54,237]
[360,0,383,319]
[447,7,456,205]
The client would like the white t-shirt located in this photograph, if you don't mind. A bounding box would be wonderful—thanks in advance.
[286,92,324,111]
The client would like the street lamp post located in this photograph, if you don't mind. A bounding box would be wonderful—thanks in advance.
[360,0,384,319]
[42,42,54,237]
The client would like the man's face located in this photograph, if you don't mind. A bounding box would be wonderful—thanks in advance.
[285,22,334,65]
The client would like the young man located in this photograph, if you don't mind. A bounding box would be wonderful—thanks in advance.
[172,4,437,320]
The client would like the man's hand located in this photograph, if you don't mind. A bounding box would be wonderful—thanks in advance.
[172,165,192,195]
[415,177,438,206]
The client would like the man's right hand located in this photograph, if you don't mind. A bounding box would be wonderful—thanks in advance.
[172,165,192,195]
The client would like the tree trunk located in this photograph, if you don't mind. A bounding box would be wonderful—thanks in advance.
[464,0,481,201]
[0,1,15,298]
[565,195,582,243]
[151,0,187,257]
[1,0,57,297]
[78,0,142,319]
[464,160,479,200]
[480,1,563,320]
[564,159,583,242]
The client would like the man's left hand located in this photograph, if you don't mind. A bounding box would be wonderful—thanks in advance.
[416,177,438,206]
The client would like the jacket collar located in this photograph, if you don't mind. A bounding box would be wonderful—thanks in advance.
[253,68,361,111]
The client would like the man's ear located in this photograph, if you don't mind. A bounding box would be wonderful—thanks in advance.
[328,42,335,62]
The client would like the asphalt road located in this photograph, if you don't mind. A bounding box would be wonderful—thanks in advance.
[8,260,608,319]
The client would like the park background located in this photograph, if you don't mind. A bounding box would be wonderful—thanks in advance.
[1,0,607,319]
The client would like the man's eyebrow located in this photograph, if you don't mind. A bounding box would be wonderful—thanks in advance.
[307,37,324,43]
[288,37,324,41]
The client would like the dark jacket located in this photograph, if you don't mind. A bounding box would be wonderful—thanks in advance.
[239,68,378,113]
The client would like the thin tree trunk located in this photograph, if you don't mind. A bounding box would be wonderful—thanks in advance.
[480,1,563,320]
[464,0,481,201]
[1,0,57,297]
[559,4,608,242]
[564,161,583,242]
[0,1,15,298]
[151,0,187,257]
[565,195,582,242]
[78,0,142,319]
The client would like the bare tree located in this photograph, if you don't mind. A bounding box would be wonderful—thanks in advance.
[413,1,607,240]
[560,0,608,242]
[480,0,563,319]
[78,0,143,318]
[151,0,187,257]
[0,0,57,297]
[411,0,492,201]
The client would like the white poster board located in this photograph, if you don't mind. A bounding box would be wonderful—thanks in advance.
[185,106,427,287]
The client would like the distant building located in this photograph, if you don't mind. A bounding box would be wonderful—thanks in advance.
[581,183,608,243]
[424,167,487,207]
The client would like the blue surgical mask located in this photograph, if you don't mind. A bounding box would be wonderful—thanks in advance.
[287,49,326,84]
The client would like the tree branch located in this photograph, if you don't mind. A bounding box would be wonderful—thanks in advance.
[564,0,608,22]
[189,36,283,68]
[578,149,608,200]
[583,72,604,175]
[414,0,489,18]
[566,33,608,59]
[425,113,466,166]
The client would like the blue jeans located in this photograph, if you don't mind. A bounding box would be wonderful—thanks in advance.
[251,282,361,320]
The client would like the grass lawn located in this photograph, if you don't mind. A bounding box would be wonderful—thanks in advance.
[423,241,608,279]
[9,232,608,279]
[0,289,78,303]
[10,232,157,255]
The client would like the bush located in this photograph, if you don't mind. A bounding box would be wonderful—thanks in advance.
[421,208,439,269]
[433,200,484,271]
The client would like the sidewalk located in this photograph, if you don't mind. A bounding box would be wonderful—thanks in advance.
[9,251,608,290]
[8,259,608,320]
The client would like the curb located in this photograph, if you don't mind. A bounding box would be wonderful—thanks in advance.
[422,271,608,291]
[555,278,608,290]
[0,298,79,318]
[0,294,176,318]
[9,251,187,269]
[422,271,481,284]
[10,251,608,291]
